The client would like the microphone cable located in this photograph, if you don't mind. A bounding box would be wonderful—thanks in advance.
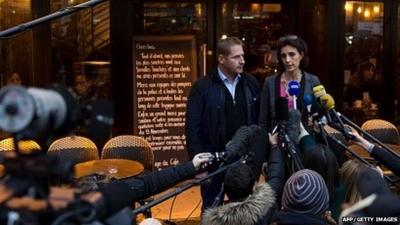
[168,195,177,223]
[183,199,202,223]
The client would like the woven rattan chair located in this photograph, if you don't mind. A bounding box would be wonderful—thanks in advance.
[47,136,99,166]
[361,119,400,145]
[101,135,154,172]
[102,135,154,217]
[0,138,41,154]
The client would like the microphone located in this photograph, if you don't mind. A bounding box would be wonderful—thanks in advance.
[311,85,331,124]
[274,97,304,172]
[286,109,302,143]
[288,80,300,109]
[312,84,326,99]
[303,93,314,114]
[225,125,261,162]
[319,93,354,140]
[0,85,80,139]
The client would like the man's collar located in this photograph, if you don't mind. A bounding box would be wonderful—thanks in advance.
[217,67,241,83]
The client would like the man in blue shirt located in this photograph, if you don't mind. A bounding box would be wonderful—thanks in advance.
[185,37,261,210]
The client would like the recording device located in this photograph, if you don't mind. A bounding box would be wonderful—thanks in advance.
[225,125,261,162]
[0,85,113,149]
[0,85,114,225]
[312,84,326,99]
[199,125,261,172]
[319,93,354,140]
[275,97,304,173]
[199,152,223,171]
[303,93,327,128]
[288,80,300,109]
[311,85,330,122]
[0,85,80,140]
[303,93,314,113]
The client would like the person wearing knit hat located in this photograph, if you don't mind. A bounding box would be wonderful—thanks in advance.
[282,169,329,215]
[273,169,336,225]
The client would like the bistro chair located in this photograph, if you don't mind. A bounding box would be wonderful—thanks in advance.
[0,138,41,154]
[361,119,400,145]
[102,135,154,173]
[47,136,99,166]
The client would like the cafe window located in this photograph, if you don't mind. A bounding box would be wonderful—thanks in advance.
[343,1,383,111]
[51,0,111,96]
[220,2,295,84]
[0,0,32,86]
[396,1,400,120]
[143,2,207,45]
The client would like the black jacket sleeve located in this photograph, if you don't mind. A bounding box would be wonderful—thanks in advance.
[259,78,272,132]
[99,162,196,214]
[266,144,285,197]
[370,146,400,176]
[185,81,205,159]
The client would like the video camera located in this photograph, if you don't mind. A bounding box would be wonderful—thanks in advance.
[0,84,113,225]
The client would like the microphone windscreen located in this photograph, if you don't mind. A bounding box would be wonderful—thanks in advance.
[303,94,314,106]
[286,109,302,143]
[288,80,300,96]
[275,97,289,121]
[320,94,335,110]
[225,125,261,160]
[312,85,326,99]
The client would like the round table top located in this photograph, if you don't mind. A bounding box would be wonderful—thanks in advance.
[74,159,144,180]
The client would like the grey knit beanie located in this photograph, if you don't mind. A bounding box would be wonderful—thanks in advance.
[282,169,329,215]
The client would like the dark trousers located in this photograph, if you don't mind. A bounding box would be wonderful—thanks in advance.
[200,173,224,212]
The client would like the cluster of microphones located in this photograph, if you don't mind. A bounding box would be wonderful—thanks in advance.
[273,81,357,172]
[0,82,368,224]
[286,80,355,141]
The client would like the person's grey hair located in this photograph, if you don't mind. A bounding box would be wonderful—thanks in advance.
[217,37,243,56]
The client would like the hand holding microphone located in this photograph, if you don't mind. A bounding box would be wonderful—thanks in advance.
[349,131,374,153]
[192,153,214,171]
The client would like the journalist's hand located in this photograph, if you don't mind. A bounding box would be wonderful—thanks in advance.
[268,132,278,145]
[192,153,214,171]
[349,131,374,152]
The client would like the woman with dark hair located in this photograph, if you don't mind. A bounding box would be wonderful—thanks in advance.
[259,35,321,132]
[303,144,344,221]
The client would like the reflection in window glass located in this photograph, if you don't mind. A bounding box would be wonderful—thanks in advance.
[144,3,207,45]
[0,1,32,86]
[395,2,400,119]
[221,2,294,84]
[51,0,111,99]
[343,1,383,115]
